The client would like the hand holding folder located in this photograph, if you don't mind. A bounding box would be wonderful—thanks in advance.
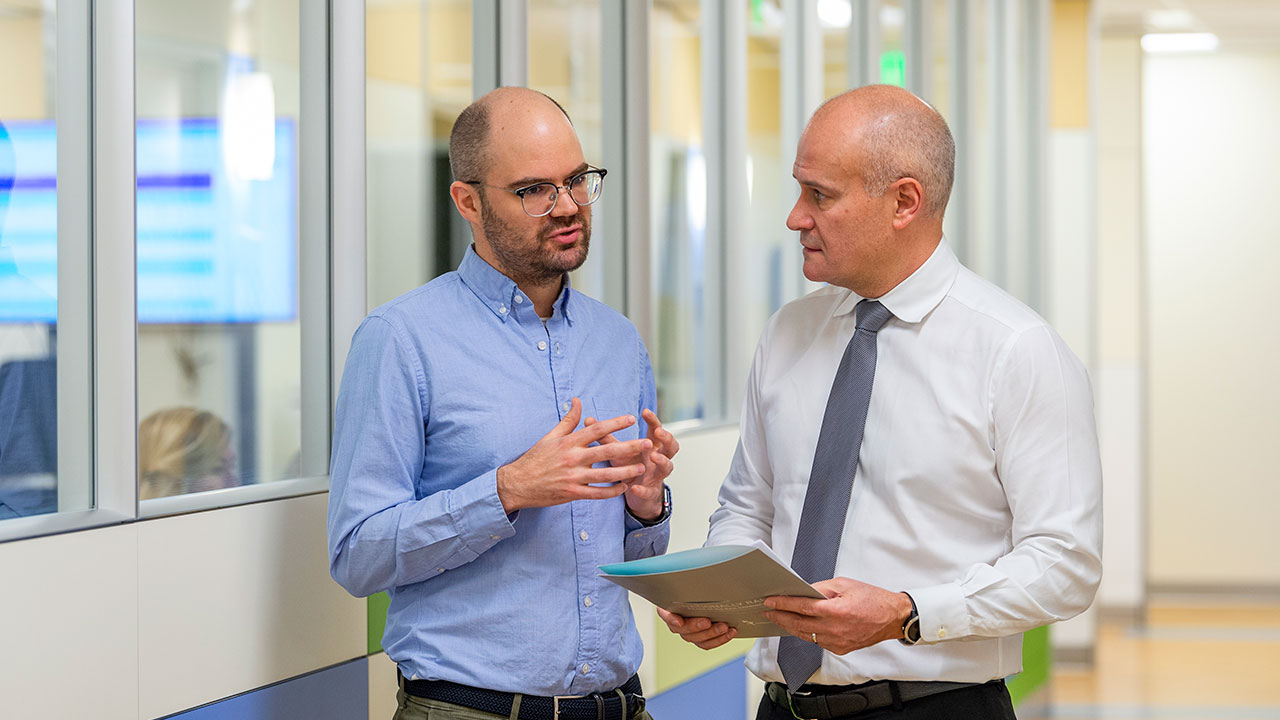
[598,541,825,637]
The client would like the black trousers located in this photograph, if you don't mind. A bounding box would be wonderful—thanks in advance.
[755,680,1017,720]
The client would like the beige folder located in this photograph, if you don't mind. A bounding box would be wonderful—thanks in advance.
[598,544,826,637]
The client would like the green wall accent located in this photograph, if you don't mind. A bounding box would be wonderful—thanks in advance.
[1007,624,1051,705]
[653,610,751,695]
[368,592,390,656]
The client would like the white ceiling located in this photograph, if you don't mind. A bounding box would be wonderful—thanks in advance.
[1096,0,1280,49]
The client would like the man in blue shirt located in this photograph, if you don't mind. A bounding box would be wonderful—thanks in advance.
[328,87,677,720]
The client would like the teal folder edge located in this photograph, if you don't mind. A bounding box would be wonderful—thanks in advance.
[598,545,751,576]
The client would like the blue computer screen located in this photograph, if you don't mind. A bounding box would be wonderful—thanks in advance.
[0,117,298,323]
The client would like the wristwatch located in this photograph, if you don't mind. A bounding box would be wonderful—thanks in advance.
[899,592,922,646]
[634,484,672,527]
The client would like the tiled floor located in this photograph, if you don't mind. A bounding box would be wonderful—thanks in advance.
[1025,601,1280,719]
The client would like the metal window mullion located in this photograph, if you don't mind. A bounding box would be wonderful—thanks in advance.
[782,0,821,301]
[903,0,931,98]
[986,0,1007,289]
[601,1,651,341]
[93,0,138,519]
[702,0,746,421]
[331,0,365,404]
[848,0,881,88]
[944,0,972,263]
[298,0,332,477]
[54,0,94,515]
[1025,0,1049,313]
[473,0,528,94]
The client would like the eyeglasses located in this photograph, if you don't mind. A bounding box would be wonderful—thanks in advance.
[465,168,608,218]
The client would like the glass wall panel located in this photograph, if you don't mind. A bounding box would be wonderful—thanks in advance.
[135,0,302,500]
[0,1,68,519]
[366,0,472,309]
[743,1,796,369]
[650,0,705,422]
[528,0,609,302]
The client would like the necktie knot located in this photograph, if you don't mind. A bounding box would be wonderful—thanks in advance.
[855,300,893,333]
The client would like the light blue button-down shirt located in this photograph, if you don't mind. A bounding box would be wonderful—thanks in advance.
[328,246,669,696]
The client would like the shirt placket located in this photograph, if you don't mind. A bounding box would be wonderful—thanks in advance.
[544,306,601,691]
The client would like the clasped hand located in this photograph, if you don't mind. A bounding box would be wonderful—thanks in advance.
[497,397,677,519]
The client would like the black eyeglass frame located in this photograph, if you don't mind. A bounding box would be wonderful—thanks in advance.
[462,167,608,217]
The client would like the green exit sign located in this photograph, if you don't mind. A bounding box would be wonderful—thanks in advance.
[880,50,905,87]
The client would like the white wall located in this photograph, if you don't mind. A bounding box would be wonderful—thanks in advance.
[1144,49,1280,588]
[0,493,367,719]
[1095,34,1146,612]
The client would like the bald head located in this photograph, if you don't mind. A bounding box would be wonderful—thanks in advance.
[809,85,955,218]
[448,87,572,184]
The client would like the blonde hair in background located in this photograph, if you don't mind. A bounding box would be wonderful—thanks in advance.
[138,407,236,500]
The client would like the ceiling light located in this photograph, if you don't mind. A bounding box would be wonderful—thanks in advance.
[1141,32,1219,54]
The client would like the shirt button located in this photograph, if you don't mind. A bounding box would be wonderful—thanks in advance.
[437,568,445,573]
[938,627,948,639]
[537,341,547,351]
[581,663,590,674]
[561,402,570,413]
[498,305,508,314]
[579,530,589,541]
[515,295,524,304]
[490,535,501,540]
[583,596,593,607]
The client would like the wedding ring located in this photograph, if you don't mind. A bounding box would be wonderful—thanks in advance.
[811,632,818,644]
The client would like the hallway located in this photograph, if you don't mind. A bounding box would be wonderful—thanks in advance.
[1027,601,1280,719]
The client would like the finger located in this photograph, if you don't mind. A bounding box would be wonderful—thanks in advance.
[549,397,583,438]
[701,630,742,648]
[582,464,647,484]
[762,609,816,637]
[574,482,631,501]
[656,608,686,630]
[649,451,674,480]
[810,579,845,599]
[574,413,637,445]
[583,438,650,465]
[679,622,733,644]
[584,417,622,445]
[764,594,825,617]
[642,409,681,458]
[695,630,737,650]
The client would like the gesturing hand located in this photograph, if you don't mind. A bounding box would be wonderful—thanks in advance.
[762,578,913,655]
[585,408,679,521]
[496,397,651,513]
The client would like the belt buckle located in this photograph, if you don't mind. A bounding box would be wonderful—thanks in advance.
[552,694,582,720]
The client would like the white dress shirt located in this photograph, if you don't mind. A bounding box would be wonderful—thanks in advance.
[707,240,1102,686]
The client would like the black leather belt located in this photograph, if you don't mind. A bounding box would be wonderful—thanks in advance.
[766,679,989,718]
[399,671,645,720]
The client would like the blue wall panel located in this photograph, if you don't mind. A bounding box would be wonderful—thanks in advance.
[646,658,747,720]
[162,657,368,720]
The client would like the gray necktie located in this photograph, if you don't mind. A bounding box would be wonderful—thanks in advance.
[777,299,893,692]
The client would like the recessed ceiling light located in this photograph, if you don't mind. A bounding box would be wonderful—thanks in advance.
[1141,32,1220,54]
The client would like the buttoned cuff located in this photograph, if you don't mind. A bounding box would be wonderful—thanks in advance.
[623,494,671,560]
[448,469,517,560]
[905,582,970,643]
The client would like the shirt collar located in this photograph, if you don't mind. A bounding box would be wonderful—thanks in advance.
[832,238,959,324]
[457,244,575,324]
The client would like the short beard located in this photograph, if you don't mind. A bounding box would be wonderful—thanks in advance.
[480,197,591,287]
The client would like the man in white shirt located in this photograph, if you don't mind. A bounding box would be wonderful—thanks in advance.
[659,85,1102,719]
